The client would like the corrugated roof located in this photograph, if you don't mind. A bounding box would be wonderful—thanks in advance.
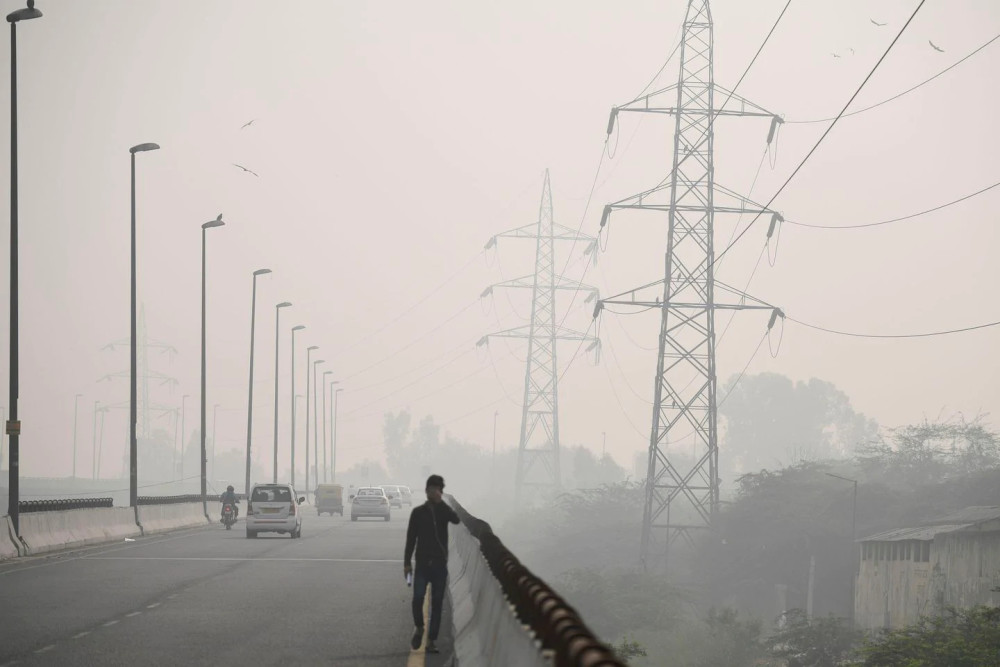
[859,506,1000,543]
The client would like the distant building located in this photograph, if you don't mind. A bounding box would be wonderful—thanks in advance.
[855,506,1000,630]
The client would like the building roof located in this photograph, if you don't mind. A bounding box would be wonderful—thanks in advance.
[859,506,1000,543]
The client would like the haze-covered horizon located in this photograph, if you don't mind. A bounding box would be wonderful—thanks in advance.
[0,0,997,485]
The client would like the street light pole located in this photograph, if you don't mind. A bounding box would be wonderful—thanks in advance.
[91,400,99,480]
[244,268,271,496]
[72,394,82,479]
[331,385,342,482]
[6,0,42,535]
[290,325,305,487]
[272,301,292,483]
[322,371,332,484]
[304,346,318,495]
[201,216,225,515]
[312,359,324,488]
[211,403,220,484]
[128,139,161,509]
[294,394,303,483]
[179,394,189,479]
[491,410,499,492]
[825,471,859,625]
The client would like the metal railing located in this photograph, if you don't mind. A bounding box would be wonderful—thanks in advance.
[447,495,626,667]
[18,497,114,513]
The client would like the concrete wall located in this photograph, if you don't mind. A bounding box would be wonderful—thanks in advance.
[136,502,210,535]
[447,521,551,667]
[1,515,21,560]
[855,548,932,630]
[18,507,141,555]
[932,532,1000,611]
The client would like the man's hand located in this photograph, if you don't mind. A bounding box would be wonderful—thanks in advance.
[404,564,412,579]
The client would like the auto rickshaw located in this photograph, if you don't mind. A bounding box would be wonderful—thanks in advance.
[315,484,344,516]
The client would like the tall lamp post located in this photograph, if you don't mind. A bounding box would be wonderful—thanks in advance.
[290,325,305,486]
[179,394,189,478]
[127,140,160,510]
[272,301,292,482]
[72,393,82,479]
[293,394,303,483]
[304,346,318,494]
[200,216,225,515]
[321,371,332,484]
[491,410,499,493]
[312,359,324,489]
[211,403,220,483]
[91,400,100,480]
[825,471,858,625]
[6,0,43,535]
[331,385,343,482]
[244,268,271,495]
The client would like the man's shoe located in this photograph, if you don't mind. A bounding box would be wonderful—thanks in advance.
[426,640,439,654]
[411,627,424,650]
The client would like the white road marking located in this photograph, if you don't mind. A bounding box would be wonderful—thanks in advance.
[125,611,142,618]
[102,620,119,627]
[33,646,54,654]
[71,631,90,639]
[146,602,161,609]
[82,557,403,563]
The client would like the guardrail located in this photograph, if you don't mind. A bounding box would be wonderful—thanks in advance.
[138,493,245,505]
[448,496,625,667]
[18,497,113,513]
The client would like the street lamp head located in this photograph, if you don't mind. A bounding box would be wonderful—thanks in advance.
[202,214,225,229]
[307,345,319,351]
[323,370,332,377]
[292,325,306,332]
[129,142,160,154]
[8,1,42,23]
[314,359,325,366]
[334,387,344,394]
[253,268,272,276]
[276,301,292,309]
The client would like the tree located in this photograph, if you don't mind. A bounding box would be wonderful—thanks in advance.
[694,607,765,667]
[856,606,1000,667]
[719,373,877,475]
[765,609,860,667]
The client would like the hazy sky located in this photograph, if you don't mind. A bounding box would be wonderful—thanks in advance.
[0,0,997,483]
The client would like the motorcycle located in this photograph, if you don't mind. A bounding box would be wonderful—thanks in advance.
[221,502,238,530]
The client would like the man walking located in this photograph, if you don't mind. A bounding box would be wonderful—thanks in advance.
[404,474,460,653]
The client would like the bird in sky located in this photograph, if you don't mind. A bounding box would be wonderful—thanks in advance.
[870,19,887,27]
[240,119,256,130]
[831,52,841,58]
[232,163,259,177]
[929,40,945,52]
[848,47,855,55]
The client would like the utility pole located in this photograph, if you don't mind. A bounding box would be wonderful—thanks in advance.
[491,410,499,493]
[479,169,600,502]
[304,345,318,495]
[72,394,82,478]
[596,0,782,571]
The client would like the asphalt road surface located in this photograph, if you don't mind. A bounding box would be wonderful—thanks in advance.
[0,508,455,666]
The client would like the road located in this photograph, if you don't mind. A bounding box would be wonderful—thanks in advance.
[0,508,454,666]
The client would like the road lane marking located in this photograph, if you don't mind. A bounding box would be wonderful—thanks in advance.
[146,603,161,609]
[71,631,90,640]
[125,611,142,618]
[33,646,54,655]
[102,620,119,627]
[407,592,432,666]
[82,557,404,563]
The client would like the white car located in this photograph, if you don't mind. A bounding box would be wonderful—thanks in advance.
[246,484,305,538]
[350,487,391,521]
[380,485,404,509]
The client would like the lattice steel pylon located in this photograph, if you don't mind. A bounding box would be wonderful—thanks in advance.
[479,170,600,500]
[596,0,783,569]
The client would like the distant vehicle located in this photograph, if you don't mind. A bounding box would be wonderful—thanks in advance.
[398,486,413,506]
[380,485,404,509]
[351,487,391,522]
[246,484,305,538]
[221,502,238,530]
[315,484,344,516]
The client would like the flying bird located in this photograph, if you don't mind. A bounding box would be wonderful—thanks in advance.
[870,19,887,27]
[831,52,841,58]
[928,40,944,52]
[240,119,256,130]
[232,163,259,177]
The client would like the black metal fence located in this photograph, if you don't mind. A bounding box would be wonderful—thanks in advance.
[18,497,114,513]
[138,493,246,505]
[447,495,625,667]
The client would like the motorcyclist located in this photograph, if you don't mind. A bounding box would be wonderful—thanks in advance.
[220,485,240,521]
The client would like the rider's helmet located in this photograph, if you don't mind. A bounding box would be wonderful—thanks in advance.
[227,485,234,493]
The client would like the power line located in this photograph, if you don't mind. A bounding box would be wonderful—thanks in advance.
[786,315,1000,339]
[786,33,1000,125]
[716,0,928,265]
[785,179,1000,229]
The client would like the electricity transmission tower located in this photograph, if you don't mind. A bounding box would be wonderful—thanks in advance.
[101,304,179,438]
[479,169,600,500]
[596,0,783,569]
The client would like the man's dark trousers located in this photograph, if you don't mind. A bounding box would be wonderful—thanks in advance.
[412,562,448,640]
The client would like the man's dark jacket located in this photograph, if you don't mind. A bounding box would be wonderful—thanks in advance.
[404,500,460,570]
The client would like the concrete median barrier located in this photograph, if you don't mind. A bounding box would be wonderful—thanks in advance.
[447,522,550,667]
[19,507,141,555]
[1,515,21,560]
[137,502,210,535]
